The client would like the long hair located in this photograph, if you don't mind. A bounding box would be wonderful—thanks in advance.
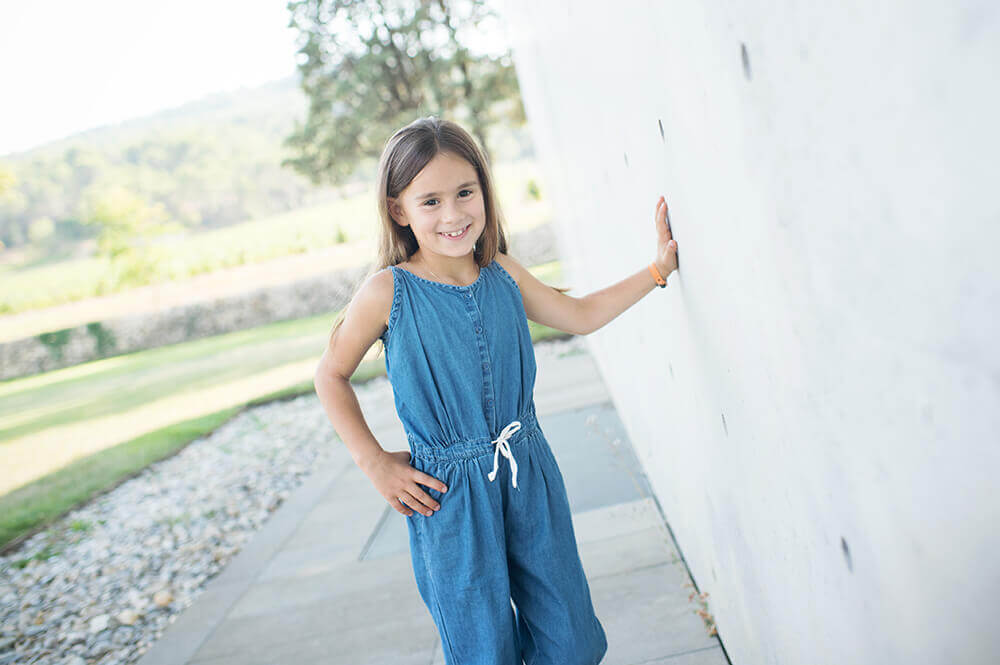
[326,115,568,359]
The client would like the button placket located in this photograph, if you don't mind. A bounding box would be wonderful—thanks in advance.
[466,288,496,427]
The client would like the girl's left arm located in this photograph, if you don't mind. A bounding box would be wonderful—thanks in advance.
[501,195,678,335]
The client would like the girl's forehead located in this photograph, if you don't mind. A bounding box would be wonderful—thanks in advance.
[405,152,478,195]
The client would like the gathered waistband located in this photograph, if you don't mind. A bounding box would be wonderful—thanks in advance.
[408,404,540,464]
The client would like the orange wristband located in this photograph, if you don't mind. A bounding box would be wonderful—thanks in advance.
[648,262,667,288]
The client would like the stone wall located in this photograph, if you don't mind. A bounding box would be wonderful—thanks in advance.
[0,224,558,380]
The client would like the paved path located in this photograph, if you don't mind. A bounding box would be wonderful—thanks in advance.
[137,341,730,665]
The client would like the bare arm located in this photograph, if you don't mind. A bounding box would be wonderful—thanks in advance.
[314,362,385,474]
[313,270,394,473]
[313,269,448,518]
[496,196,677,335]
[579,265,664,334]
[496,253,667,336]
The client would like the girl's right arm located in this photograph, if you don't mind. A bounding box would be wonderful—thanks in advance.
[313,269,447,517]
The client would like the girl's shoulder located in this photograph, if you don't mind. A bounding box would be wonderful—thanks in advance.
[491,252,523,291]
[353,267,395,329]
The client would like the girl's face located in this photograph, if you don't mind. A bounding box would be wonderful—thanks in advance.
[388,151,486,260]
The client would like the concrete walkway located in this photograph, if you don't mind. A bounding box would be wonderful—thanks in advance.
[137,341,730,665]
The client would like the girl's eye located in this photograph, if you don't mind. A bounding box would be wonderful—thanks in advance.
[422,190,474,206]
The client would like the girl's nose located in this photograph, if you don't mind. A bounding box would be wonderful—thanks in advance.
[440,201,463,223]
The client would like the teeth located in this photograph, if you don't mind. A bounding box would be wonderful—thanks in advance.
[441,225,468,237]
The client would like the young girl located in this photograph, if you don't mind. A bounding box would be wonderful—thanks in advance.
[314,116,678,665]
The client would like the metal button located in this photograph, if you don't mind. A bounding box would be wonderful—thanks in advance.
[483,362,490,369]
[475,326,482,334]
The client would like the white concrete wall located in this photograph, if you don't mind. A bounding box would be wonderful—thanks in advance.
[499,2,1000,664]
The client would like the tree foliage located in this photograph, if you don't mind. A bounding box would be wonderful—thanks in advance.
[284,0,525,186]
[79,184,183,290]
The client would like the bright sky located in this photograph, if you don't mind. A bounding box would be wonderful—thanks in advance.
[0,0,300,157]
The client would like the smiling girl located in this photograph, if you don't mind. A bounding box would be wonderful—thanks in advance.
[314,116,678,664]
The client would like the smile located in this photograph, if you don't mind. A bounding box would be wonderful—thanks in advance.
[439,223,471,240]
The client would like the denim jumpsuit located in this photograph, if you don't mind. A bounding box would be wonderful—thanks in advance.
[378,258,608,665]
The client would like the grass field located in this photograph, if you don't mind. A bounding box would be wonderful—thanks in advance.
[0,314,334,445]
[0,260,569,553]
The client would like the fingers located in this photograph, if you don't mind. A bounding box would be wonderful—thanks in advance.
[394,469,448,517]
[377,456,450,517]
[394,494,415,516]
[655,196,672,238]
[397,488,440,517]
[396,491,430,517]
[654,197,668,235]
[415,470,448,494]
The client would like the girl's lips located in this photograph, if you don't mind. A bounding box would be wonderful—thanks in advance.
[438,223,471,240]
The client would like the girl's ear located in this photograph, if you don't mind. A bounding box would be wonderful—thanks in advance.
[387,197,408,226]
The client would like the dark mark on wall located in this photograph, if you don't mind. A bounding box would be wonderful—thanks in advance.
[658,119,665,142]
[741,42,752,80]
[721,412,728,436]
[841,537,853,572]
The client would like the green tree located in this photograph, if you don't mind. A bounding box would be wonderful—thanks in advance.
[0,166,14,195]
[78,185,182,291]
[0,165,28,247]
[27,216,55,244]
[284,0,524,186]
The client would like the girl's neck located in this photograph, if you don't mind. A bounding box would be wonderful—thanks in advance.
[409,250,480,285]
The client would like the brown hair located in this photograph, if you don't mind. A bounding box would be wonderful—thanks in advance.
[326,115,569,359]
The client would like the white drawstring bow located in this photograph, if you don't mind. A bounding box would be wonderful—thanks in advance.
[487,420,522,489]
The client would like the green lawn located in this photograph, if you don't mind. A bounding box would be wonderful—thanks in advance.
[0,260,569,553]
[0,314,333,443]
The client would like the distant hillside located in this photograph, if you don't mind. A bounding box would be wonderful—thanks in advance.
[0,76,348,253]
[7,76,306,157]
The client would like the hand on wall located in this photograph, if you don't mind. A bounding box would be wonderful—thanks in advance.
[653,195,678,279]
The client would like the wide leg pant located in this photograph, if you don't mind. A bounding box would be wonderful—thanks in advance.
[406,407,608,665]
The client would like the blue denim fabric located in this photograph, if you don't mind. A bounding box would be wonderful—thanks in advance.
[379,259,608,665]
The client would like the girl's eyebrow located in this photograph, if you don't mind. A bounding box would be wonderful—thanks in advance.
[414,180,478,200]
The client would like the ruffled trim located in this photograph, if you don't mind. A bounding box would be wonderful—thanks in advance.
[491,257,522,295]
[382,266,403,349]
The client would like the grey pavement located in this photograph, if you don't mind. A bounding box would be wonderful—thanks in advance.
[138,340,730,665]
